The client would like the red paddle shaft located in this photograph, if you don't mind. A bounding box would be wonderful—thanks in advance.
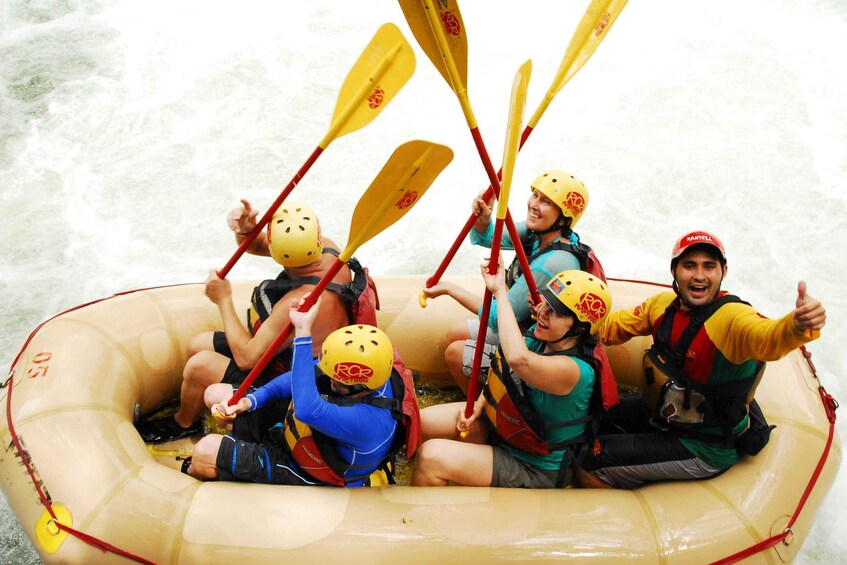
[429,126,539,304]
[463,216,506,418]
[217,147,324,279]
[227,259,343,405]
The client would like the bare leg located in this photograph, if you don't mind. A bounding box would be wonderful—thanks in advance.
[444,340,470,394]
[420,402,488,443]
[188,434,224,480]
[173,350,231,428]
[187,331,216,356]
[411,439,494,486]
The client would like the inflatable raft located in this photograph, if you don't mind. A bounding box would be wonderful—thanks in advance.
[1,276,840,564]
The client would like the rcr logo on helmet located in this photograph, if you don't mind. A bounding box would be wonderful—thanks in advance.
[563,191,586,217]
[333,362,373,384]
[575,292,607,324]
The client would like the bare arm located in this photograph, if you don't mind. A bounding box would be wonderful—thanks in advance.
[205,269,295,369]
[482,258,583,396]
[204,269,262,370]
[421,280,484,314]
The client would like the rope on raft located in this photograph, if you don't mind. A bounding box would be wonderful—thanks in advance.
[710,346,839,565]
[4,296,840,564]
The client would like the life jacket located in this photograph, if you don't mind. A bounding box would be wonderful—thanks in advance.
[502,232,619,414]
[643,294,766,448]
[248,248,373,333]
[505,233,607,289]
[283,367,417,486]
[482,342,612,486]
[246,248,375,374]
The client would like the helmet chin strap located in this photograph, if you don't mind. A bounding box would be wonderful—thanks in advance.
[545,324,583,345]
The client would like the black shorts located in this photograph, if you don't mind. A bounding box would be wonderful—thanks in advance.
[212,331,289,387]
[215,399,319,485]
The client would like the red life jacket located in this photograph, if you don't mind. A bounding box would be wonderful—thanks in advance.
[504,235,618,412]
[483,345,618,459]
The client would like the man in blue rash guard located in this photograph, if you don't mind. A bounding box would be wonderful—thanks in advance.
[185,296,398,487]
[422,170,599,393]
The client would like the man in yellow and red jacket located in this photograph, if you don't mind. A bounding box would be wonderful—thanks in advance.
[578,231,826,489]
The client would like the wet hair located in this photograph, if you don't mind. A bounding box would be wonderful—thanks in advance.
[565,320,598,348]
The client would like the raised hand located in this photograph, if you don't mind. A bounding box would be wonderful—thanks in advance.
[227,199,259,235]
[793,281,826,331]
[289,294,322,337]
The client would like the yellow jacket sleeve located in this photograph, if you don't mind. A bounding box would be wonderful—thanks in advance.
[600,292,676,346]
[705,302,820,364]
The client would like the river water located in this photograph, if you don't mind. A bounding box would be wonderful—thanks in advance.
[1,1,845,562]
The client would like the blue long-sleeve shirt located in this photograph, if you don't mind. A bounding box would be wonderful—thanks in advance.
[246,336,397,486]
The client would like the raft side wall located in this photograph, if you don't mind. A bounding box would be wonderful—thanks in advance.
[0,278,840,563]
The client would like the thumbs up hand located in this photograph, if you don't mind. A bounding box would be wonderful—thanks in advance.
[794,281,826,332]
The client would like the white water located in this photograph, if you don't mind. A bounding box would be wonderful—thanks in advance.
[1,1,845,562]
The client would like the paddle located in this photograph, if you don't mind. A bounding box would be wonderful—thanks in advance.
[462,61,530,428]
[398,0,539,308]
[414,0,629,305]
[217,23,416,278]
[226,140,453,406]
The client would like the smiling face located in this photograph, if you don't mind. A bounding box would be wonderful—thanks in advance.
[672,248,728,310]
[532,298,576,342]
[526,189,564,232]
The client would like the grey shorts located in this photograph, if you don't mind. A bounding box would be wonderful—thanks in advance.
[490,445,565,489]
[461,321,500,377]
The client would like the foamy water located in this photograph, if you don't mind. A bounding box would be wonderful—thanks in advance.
[2,1,845,562]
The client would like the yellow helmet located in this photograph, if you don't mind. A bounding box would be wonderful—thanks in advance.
[319,325,394,390]
[267,202,322,267]
[530,170,589,228]
[541,270,611,335]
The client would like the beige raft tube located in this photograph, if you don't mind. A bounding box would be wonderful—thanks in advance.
[1,276,841,564]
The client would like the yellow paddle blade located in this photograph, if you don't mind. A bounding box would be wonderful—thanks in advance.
[398,0,468,94]
[342,140,453,261]
[322,23,416,147]
[495,60,532,222]
[527,0,628,128]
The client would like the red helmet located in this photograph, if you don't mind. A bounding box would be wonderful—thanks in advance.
[671,231,726,268]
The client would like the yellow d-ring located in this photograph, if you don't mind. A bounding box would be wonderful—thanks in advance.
[36,505,72,554]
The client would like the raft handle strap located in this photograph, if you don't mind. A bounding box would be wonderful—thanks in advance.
[5,369,155,565]
[709,346,837,565]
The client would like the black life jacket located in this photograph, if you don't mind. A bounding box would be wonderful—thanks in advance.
[644,294,766,448]
[248,248,372,334]
[282,368,414,486]
[505,234,607,289]
[246,248,375,374]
